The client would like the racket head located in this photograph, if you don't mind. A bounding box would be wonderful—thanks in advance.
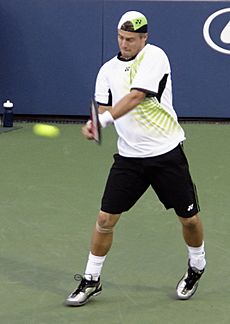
[90,99,101,144]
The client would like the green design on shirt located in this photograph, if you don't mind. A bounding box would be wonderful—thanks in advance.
[132,97,181,135]
[129,52,181,136]
[130,53,145,84]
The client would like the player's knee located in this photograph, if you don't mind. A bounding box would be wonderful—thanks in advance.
[179,214,200,229]
[96,211,119,234]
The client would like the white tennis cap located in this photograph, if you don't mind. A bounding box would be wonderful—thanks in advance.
[117,11,148,33]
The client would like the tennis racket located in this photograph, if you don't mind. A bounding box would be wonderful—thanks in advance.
[90,98,101,144]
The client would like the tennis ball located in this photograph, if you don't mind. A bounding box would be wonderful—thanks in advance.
[33,124,60,138]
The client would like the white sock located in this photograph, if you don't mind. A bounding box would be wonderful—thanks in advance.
[187,241,206,271]
[84,252,107,281]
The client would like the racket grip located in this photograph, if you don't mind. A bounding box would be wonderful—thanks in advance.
[98,111,114,128]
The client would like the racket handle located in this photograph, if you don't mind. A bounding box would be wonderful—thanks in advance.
[98,111,114,128]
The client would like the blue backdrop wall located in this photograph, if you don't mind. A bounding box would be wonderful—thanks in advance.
[0,0,229,117]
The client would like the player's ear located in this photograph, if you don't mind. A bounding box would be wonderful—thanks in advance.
[144,33,148,42]
[140,33,148,43]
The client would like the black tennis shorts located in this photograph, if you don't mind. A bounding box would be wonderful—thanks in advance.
[101,144,200,218]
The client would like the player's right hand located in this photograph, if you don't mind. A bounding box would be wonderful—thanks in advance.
[82,120,94,140]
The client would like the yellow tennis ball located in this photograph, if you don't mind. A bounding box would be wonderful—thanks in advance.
[33,124,60,138]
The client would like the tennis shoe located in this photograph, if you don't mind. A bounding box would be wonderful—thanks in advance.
[65,274,102,306]
[176,262,205,300]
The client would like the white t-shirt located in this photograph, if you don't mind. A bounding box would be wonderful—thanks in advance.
[95,44,185,157]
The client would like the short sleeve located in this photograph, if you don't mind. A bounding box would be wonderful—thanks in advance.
[95,65,111,105]
[130,46,170,95]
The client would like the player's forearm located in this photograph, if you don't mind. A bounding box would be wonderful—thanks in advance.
[98,105,112,114]
[98,90,145,128]
[110,90,145,119]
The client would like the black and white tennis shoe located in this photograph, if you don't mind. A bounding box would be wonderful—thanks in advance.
[176,262,205,300]
[65,274,102,306]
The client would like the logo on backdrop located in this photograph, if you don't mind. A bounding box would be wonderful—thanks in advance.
[203,8,230,55]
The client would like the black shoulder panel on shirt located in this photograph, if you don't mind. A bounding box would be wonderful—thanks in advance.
[97,89,112,106]
[156,74,169,102]
[131,74,169,103]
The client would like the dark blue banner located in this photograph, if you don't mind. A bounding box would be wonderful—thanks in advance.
[0,1,229,117]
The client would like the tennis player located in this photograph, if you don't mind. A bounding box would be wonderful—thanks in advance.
[66,11,206,306]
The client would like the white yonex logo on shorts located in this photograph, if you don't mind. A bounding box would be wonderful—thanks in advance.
[187,204,194,212]
[203,8,230,55]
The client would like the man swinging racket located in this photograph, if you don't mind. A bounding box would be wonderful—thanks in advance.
[66,11,206,306]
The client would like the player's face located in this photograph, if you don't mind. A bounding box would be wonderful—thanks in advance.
[117,30,147,59]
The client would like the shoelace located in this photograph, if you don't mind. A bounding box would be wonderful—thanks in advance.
[74,273,94,282]
[71,274,99,296]
[74,274,84,282]
[185,268,203,290]
[71,274,88,294]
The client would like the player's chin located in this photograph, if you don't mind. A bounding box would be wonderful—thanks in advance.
[121,50,132,58]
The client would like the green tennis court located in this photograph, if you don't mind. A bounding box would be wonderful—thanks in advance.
[0,122,229,324]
